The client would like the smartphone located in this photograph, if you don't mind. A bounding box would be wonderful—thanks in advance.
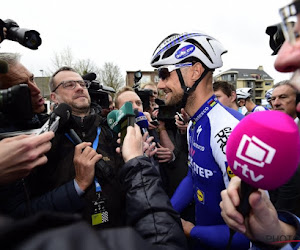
[150,120,160,126]
[176,112,185,123]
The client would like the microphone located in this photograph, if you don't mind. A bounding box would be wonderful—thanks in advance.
[107,102,135,143]
[135,110,149,135]
[82,72,97,81]
[225,111,300,248]
[38,103,72,134]
[227,110,300,191]
[0,60,8,74]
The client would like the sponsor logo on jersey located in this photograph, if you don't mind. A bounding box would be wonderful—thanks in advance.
[196,125,202,140]
[175,45,195,59]
[190,160,214,179]
[226,164,235,179]
[197,188,205,204]
[190,147,196,157]
[214,127,232,154]
[192,142,205,152]
[194,107,209,122]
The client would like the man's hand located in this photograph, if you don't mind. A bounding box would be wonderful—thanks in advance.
[155,143,173,163]
[220,176,296,246]
[142,132,157,157]
[181,218,195,237]
[0,131,54,184]
[175,108,189,134]
[74,142,102,191]
[121,124,143,162]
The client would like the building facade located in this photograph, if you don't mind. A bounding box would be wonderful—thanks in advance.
[126,70,158,87]
[214,66,274,105]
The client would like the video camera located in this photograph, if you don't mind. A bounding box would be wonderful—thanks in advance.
[0,19,42,50]
[265,22,294,56]
[132,70,153,112]
[82,72,115,110]
[0,84,33,128]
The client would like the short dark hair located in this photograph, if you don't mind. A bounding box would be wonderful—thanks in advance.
[49,66,77,92]
[213,81,236,97]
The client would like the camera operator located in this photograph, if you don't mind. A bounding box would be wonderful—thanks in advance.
[0,52,47,131]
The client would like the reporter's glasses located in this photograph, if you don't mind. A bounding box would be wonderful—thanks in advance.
[52,80,91,92]
[279,0,300,45]
[157,62,193,80]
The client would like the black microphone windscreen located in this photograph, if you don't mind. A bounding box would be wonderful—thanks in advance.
[0,60,8,74]
[53,103,72,128]
[82,72,96,81]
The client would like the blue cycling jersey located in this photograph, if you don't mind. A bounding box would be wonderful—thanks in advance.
[252,105,269,112]
[171,95,249,249]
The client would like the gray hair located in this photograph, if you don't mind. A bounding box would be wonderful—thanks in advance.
[49,66,77,92]
[0,52,21,66]
[273,80,298,95]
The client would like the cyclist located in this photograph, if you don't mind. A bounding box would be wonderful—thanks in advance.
[150,32,249,249]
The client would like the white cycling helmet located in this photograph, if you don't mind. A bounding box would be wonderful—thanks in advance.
[265,88,273,102]
[236,88,252,100]
[150,32,227,69]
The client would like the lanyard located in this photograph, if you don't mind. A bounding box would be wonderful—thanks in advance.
[65,127,102,193]
[93,127,101,193]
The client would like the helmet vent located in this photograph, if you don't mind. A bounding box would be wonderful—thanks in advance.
[162,44,180,59]
[186,39,213,64]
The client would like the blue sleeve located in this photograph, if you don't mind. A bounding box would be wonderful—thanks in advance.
[13,180,84,217]
[190,224,250,249]
[171,169,193,213]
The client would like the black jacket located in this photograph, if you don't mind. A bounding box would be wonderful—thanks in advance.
[0,155,187,250]
[27,110,126,228]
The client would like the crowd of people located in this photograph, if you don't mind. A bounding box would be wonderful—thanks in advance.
[1,1,300,249]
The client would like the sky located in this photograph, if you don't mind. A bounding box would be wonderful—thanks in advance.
[0,0,294,84]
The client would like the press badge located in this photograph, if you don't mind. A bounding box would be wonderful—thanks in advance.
[91,177,109,226]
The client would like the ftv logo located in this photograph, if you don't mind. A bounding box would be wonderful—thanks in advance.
[233,135,276,183]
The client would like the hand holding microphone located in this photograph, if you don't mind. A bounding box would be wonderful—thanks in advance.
[107,102,135,144]
[222,111,300,246]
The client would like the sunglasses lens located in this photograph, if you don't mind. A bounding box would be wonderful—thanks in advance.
[158,68,170,80]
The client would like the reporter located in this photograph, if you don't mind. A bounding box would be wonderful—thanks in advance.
[119,124,188,249]
[220,176,298,248]
[0,132,54,184]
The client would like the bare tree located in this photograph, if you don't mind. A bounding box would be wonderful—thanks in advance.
[51,47,75,71]
[48,48,101,77]
[99,62,125,92]
[74,58,101,76]
[48,49,124,92]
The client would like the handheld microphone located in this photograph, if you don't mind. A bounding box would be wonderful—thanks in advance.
[38,103,72,135]
[135,110,149,135]
[227,110,300,191]
[226,111,300,248]
[107,102,135,143]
